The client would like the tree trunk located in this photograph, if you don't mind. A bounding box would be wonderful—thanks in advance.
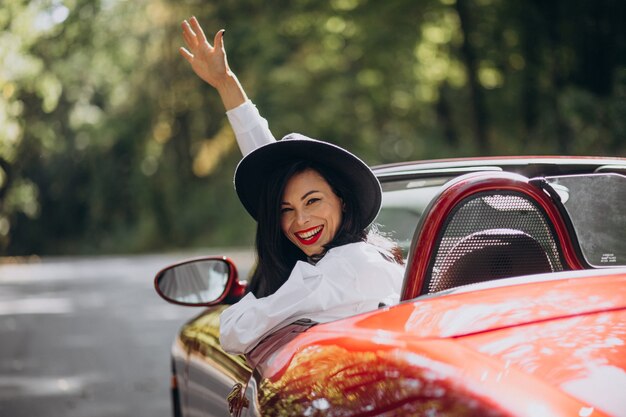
[436,83,458,147]
[455,0,490,154]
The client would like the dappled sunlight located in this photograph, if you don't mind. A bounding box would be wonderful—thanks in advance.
[33,1,70,32]
[478,64,504,89]
[192,124,236,178]
[413,8,466,101]
[1,0,623,254]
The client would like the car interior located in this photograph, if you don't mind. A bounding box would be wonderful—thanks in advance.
[397,171,586,300]
[382,170,626,301]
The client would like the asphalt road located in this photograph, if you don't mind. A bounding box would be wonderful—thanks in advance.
[0,250,254,417]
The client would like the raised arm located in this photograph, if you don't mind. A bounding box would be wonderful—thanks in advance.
[179,17,275,155]
[179,17,247,111]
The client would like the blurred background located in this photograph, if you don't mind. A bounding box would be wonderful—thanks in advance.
[1,0,625,257]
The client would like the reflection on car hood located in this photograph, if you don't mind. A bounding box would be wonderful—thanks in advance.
[258,271,626,416]
[319,270,626,340]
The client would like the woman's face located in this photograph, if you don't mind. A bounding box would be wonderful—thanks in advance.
[280,168,343,257]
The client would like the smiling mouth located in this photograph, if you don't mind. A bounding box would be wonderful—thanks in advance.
[295,225,324,245]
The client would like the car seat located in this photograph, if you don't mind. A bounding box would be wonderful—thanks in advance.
[401,172,584,300]
[432,228,553,292]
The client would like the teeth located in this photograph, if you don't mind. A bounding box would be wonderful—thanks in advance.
[298,226,322,239]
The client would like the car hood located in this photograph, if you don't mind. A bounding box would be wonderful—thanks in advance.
[314,268,626,340]
[258,270,626,416]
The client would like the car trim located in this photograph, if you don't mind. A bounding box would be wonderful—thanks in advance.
[375,166,503,181]
[372,155,626,174]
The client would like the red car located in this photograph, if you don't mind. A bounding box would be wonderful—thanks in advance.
[155,156,626,417]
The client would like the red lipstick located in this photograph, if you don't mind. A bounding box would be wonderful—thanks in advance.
[295,225,324,245]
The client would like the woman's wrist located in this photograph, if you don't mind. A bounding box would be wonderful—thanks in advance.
[215,73,248,111]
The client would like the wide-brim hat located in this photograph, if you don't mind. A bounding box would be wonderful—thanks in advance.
[234,133,382,229]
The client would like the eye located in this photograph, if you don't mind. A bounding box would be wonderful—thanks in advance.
[280,207,293,215]
[306,198,320,206]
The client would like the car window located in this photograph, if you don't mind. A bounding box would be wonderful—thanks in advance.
[375,177,451,256]
[546,173,626,267]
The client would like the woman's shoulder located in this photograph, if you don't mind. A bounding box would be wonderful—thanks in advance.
[324,241,369,256]
[322,241,404,270]
[321,241,385,264]
[317,242,404,289]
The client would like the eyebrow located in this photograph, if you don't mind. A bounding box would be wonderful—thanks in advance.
[281,190,320,205]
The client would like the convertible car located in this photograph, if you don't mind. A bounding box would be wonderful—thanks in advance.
[154,156,626,417]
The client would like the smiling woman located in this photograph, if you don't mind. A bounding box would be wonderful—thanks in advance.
[178,16,406,357]
[280,168,344,257]
[220,134,406,354]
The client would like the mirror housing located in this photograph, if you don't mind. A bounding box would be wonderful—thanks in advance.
[154,257,247,306]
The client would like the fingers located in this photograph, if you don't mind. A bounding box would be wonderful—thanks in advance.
[181,17,223,60]
[181,21,197,49]
[190,16,208,44]
[179,47,193,63]
[213,29,225,51]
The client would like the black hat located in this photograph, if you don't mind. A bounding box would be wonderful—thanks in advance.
[234,133,382,229]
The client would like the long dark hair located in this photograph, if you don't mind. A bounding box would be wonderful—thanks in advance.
[247,160,401,298]
[249,161,356,297]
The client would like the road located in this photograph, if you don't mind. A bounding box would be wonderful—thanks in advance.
[0,250,254,417]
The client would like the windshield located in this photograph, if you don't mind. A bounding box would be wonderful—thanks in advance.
[375,177,451,255]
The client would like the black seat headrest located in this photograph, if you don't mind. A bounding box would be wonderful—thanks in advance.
[435,228,553,291]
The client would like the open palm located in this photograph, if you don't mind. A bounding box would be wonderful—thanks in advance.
[180,17,230,88]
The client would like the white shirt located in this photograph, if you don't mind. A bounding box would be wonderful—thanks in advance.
[226,100,276,156]
[219,101,405,354]
[219,242,404,354]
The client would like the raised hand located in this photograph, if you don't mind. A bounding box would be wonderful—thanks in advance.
[179,17,247,110]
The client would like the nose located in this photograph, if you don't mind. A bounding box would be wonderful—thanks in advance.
[294,209,310,226]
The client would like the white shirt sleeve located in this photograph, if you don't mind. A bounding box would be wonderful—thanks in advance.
[219,261,330,354]
[225,100,276,156]
[218,242,404,354]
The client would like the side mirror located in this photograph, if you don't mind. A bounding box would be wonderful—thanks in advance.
[154,257,247,306]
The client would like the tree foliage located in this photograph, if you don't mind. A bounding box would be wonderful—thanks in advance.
[1,0,624,255]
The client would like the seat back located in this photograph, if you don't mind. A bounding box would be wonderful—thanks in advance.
[433,228,553,292]
[401,172,584,300]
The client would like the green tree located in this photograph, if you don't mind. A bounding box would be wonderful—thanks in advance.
[1,0,624,256]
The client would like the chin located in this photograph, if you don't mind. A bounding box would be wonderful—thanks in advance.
[302,245,324,258]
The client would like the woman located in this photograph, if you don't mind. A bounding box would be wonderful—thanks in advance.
[179,17,405,358]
